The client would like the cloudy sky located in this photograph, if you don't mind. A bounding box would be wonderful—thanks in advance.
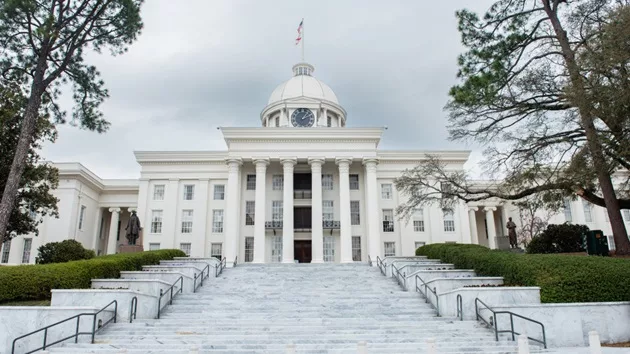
[42,0,497,179]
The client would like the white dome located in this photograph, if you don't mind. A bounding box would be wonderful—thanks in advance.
[267,63,339,105]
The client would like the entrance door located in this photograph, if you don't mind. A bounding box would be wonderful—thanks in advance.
[294,241,312,263]
[271,236,282,263]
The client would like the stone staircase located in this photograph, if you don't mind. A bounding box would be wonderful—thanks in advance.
[48,263,539,353]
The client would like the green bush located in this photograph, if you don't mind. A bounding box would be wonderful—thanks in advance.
[0,249,185,304]
[36,239,96,264]
[416,243,630,303]
[526,223,588,254]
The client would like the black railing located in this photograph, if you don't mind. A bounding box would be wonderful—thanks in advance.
[294,190,312,199]
[323,220,340,229]
[214,257,227,278]
[392,264,406,290]
[475,298,547,349]
[456,294,463,321]
[234,256,238,267]
[383,221,394,232]
[368,255,372,267]
[376,256,386,276]
[193,263,211,292]
[265,221,283,229]
[12,300,117,354]
[157,276,184,319]
[129,296,138,323]
[416,274,440,316]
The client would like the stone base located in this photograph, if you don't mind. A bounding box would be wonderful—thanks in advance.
[118,245,144,253]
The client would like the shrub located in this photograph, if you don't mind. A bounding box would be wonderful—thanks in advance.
[36,240,96,264]
[416,243,630,303]
[526,223,588,254]
[0,249,185,304]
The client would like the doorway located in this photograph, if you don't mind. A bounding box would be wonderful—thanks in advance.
[294,240,312,263]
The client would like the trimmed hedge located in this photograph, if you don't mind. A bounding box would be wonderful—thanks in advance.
[416,243,630,303]
[0,249,186,304]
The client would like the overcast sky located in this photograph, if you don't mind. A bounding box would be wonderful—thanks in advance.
[41,0,497,179]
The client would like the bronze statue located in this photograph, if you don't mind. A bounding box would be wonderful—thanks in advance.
[506,217,518,249]
[125,210,141,245]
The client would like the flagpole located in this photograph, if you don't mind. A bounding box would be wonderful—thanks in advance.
[301,18,305,62]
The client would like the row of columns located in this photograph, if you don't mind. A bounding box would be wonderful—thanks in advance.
[467,206,498,249]
[223,157,381,264]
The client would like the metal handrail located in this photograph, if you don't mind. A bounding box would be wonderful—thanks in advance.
[392,264,406,290]
[157,276,184,319]
[215,257,227,278]
[367,255,372,267]
[194,263,211,292]
[12,300,117,354]
[234,256,238,267]
[456,294,463,321]
[129,296,138,323]
[376,256,386,276]
[475,298,547,349]
[415,274,440,316]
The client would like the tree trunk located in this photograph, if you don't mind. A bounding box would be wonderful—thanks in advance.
[0,67,47,242]
[543,0,630,254]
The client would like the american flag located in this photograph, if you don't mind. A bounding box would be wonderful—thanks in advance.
[295,19,303,45]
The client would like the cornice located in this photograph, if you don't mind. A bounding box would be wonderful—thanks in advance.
[134,151,228,165]
[220,127,384,145]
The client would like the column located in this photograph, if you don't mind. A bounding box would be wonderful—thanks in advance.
[468,207,479,245]
[485,206,497,249]
[224,158,243,266]
[281,157,297,263]
[309,158,325,263]
[91,207,103,251]
[363,158,381,262]
[336,158,353,263]
[107,208,121,254]
[197,179,210,258]
[253,158,269,263]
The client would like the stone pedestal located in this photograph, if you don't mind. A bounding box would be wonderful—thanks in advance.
[119,245,144,253]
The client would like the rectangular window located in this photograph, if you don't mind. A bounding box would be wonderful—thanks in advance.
[415,241,426,250]
[413,208,425,232]
[149,243,160,251]
[323,236,335,262]
[384,242,396,257]
[323,201,334,222]
[352,236,361,262]
[322,174,333,190]
[272,175,284,190]
[180,243,191,256]
[563,198,573,222]
[443,209,455,232]
[381,184,393,199]
[21,238,32,264]
[272,236,282,262]
[181,210,193,233]
[212,210,224,233]
[246,175,256,190]
[211,243,222,260]
[272,201,283,222]
[151,210,163,234]
[183,184,195,200]
[213,185,225,200]
[382,209,394,232]
[275,116,279,127]
[327,116,332,127]
[1,240,10,263]
[245,237,254,262]
[583,200,593,223]
[623,209,630,222]
[245,201,255,226]
[349,174,359,190]
[441,182,452,196]
[350,201,360,225]
[78,205,86,230]
[153,184,165,200]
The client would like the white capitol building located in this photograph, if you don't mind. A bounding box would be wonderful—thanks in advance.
[0,62,620,265]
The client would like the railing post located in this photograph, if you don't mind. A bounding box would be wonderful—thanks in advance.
[75,316,80,343]
[180,277,184,294]
[493,313,498,342]
[589,331,602,354]
[426,338,436,354]
[43,328,48,350]
[434,287,439,317]
[114,300,117,324]
[170,286,174,305]
[91,314,97,343]
[193,273,197,293]
[518,334,530,354]
[510,313,515,341]
[357,341,367,354]
[158,289,163,319]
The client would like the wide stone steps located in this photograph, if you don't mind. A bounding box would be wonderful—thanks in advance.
[53,262,529,353]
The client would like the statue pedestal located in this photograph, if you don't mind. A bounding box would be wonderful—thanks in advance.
[119,245,144,253]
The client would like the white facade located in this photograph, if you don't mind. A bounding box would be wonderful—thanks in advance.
[1,63,623,265]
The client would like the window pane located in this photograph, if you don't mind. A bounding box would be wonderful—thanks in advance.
[1,240,10,263]
[181,210,193,233]
[352,236,361,261]
[149,243,160,251]
[323,236,335,262]
[78,205,86,230]
[384,242,395,257]
[245,201,255,225]
[214,185,225,200]
[180,243,191,256]
[22,239,32,264]
[153,185,165,200]
[415,241,426,250]
[183,185,195,200]
[382,210,394,232]
[323,201,334,221]
[322,175,333,190]
[272,236,282,262]
[381,184,392,199]
[443,209,455,232]
[245,237,254,262]
[563,198,572,222]
[349,174,359,190]
[583,201,593,223]
[211,243,223,260]
[151,210,163,233]
[272,175,284,190]
[272,201,283,222]
[413,208,424,232]
[350,201,360,225]
[213,210,224,233]
[246,175,256,190]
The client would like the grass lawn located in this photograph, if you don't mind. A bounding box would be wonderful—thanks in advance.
[1,299,51,306]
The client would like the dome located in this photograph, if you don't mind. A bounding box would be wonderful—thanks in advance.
[267,63,339,105]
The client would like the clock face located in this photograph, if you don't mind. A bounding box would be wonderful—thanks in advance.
[291,108,315,127]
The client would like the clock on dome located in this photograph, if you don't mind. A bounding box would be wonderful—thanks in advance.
[291,108,315,127]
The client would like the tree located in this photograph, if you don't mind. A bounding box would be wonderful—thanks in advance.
[395,1,630,254]
[36,239,95,264]
[0,0,144,242]
[514,195,557,247]
[0,81,58,242]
